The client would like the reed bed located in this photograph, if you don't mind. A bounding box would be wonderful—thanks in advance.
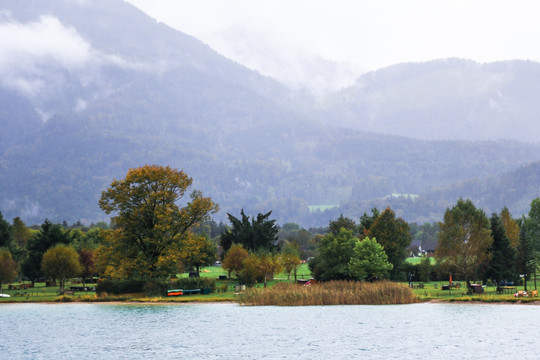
[238,280,418,306]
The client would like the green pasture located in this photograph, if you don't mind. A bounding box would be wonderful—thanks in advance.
[409,280,540,303]
[178,263,312,281]
[0,264,313,303]
[2,265,539,304]
[0,282,97,302]
[405,257,436,265]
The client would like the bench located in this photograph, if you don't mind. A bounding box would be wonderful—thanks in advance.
[59,290,74,295]
[497,287,516,294]
[182,289,201,295]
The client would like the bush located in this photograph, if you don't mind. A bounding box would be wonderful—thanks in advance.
[97,279,167,296]
[172,277,216,292]
[55,295,74,302]
[143,281,167,296]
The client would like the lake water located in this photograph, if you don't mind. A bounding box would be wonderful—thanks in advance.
[1,302,539,359]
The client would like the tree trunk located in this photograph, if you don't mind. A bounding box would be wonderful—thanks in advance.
[466,276,472,295]
[535,267,537,290]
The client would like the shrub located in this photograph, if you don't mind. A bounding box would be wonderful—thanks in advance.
[55,295,74,302]
[97,279,160,295]
[143,280,167,296]
[172,277,216,292]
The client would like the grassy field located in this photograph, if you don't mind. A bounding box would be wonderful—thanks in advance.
[2,265,539,304]
[409,280,540,303]
[181,263,312,281]
[0,282,98,302]
[405,257,436,265]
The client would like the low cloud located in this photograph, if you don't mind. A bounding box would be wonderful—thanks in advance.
[0,15,93,72]
[1,197,43,222]
[0,15,94,99]
[0,14,161,118]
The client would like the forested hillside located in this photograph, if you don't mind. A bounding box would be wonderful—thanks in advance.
[1,0,540,226]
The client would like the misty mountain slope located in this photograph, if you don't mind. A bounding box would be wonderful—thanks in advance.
[324,58,540,142]
[2,0,540,226]
[0,89,42,153]
[1,0,292,122]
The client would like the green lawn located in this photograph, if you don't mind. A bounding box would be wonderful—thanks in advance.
[3,269,539,304]
[0,264,313,303]
[0,282,97,302]
[409,280,540,302]
[405,257,436,265]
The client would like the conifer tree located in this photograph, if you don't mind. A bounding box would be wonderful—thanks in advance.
[487,212,516,290]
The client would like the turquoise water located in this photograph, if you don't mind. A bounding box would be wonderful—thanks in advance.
[1,303,539,359]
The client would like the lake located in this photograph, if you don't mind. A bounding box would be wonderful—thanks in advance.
[1,302,539,359]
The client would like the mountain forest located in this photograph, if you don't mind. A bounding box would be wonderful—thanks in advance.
[1,0,540,228]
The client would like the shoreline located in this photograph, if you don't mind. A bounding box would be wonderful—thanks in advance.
[425,298,540,305]
[2,298,540,305]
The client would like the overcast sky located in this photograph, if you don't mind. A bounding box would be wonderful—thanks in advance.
[125,0,540,92]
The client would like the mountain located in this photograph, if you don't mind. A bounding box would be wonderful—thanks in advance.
[327,159,540,225]
[1,0,540,227]
[323,58,540,142]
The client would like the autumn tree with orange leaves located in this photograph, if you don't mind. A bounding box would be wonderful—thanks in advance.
[98,165,218,278]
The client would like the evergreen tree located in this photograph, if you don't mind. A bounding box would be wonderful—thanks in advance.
[358,208,380,236]
[0,211,12,249]
[220,210,279,253]
[21,220,72,283]
[487,212,516,290]
[328,214,357,236]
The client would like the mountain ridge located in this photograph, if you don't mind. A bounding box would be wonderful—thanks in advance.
[323,58,540,142]
[1,0,540,226]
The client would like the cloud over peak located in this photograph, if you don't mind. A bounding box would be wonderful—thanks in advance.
[0,15,93,72]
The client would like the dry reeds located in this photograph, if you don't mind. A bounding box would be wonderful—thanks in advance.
[238,280,418,306]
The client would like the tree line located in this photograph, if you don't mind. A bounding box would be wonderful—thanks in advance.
[1,165,539,293]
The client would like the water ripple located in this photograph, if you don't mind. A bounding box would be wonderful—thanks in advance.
[1,302,540,359]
